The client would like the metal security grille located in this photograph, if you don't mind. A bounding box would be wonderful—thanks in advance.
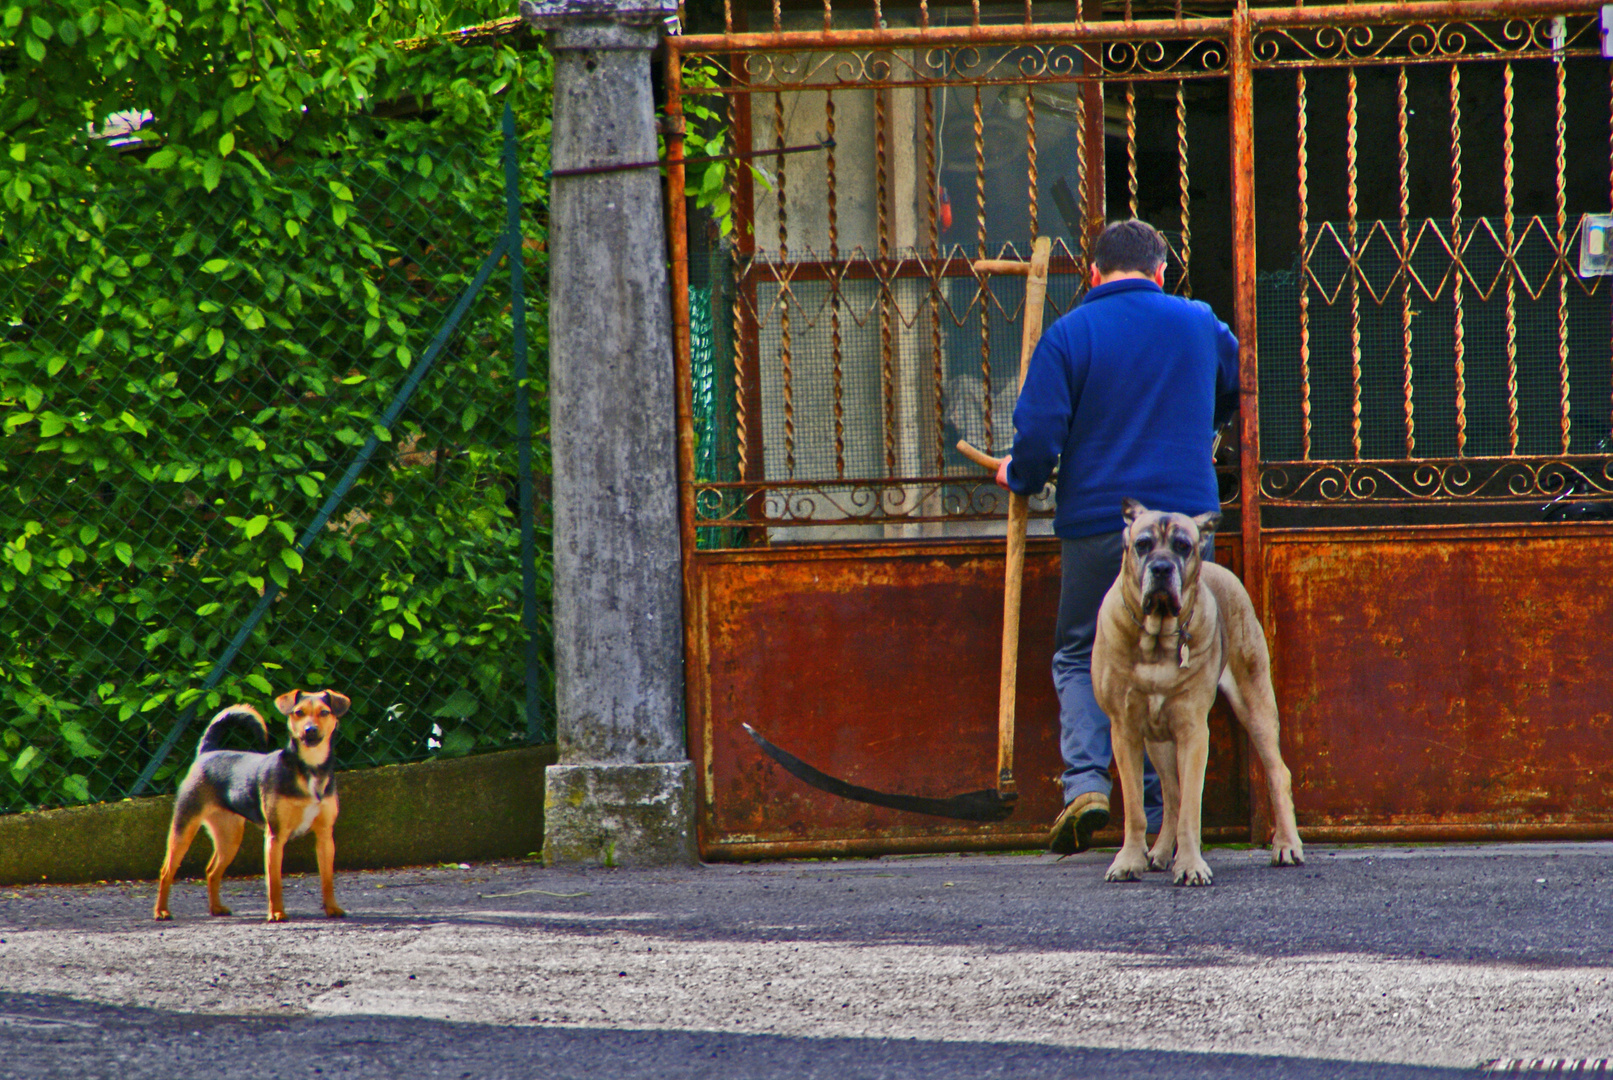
[669,6,1226,545]
[1250,15,1613,509]
[1260,222,1612,463]
[668,0,1613,547]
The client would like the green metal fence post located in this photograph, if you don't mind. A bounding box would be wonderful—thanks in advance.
[504,103,543,745]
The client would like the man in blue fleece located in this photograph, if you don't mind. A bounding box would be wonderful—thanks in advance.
[994,219,1239,855]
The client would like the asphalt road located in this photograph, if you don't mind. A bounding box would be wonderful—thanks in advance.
[2,843,1611,1078]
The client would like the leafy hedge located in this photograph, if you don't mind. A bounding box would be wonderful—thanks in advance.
[0,1,555,812]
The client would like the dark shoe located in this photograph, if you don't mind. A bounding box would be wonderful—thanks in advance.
[1047,792,1110,856]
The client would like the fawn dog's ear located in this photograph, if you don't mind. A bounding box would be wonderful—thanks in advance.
[320,691,351,718]
[274,689,304,716]
[1122,497,1148,524]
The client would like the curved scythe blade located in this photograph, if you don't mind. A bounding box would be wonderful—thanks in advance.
[742,724,1017,823]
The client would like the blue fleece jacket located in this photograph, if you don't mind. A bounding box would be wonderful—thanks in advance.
[1005,277,1240,538]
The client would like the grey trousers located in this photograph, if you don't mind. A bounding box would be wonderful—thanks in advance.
[1053,531,1164,831]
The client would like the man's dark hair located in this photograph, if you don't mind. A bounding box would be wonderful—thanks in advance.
[1092,219,1168,275]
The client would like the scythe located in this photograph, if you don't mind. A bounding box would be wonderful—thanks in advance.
[745,238,1054,823]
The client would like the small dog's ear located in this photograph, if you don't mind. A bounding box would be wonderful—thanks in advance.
[1122,498,1147,523]
[274,690,303,716]
[1193,511,1222,541]
[322,691,351,717]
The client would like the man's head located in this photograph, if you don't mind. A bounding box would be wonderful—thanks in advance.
[1090,219,1168,288]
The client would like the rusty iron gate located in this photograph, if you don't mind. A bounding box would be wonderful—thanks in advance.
[663,0,1613,859]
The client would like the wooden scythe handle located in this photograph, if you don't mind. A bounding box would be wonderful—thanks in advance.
[970,258,1033,277]
[954,440,1003,472]
[960,237,1052,800]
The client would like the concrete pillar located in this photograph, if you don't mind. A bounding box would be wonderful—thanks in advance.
[519,0,696,867]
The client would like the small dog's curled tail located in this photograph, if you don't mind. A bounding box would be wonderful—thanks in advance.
[196,705,271,756]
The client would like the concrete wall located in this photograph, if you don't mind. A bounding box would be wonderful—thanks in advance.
[0,745,557,886]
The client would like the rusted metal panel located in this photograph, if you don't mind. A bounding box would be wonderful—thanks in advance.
[689,541,1249,859]
[1263,523,1613,837]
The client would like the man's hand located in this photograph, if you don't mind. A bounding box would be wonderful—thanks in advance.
[994,455,1012,490]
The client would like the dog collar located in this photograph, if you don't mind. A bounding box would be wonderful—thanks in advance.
[1122,598,1197,668]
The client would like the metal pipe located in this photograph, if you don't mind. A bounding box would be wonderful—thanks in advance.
[665,50,704,829]
[546,137,831,179]
[1247,0,1601,28]
[1293,823,1613,842]
[676,0,1601,57]
[703,826,1253,861]
[1229,1,1271,847]
[676,16,1231,55]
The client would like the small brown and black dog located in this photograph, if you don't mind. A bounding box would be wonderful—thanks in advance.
[153,689,349,922]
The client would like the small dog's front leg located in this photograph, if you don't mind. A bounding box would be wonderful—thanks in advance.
[313,806,344,919]
[263,828,288,922]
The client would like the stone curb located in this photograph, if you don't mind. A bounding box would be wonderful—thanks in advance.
[0,745,557,885]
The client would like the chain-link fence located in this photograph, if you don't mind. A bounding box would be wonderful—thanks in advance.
[0,108,550,815]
